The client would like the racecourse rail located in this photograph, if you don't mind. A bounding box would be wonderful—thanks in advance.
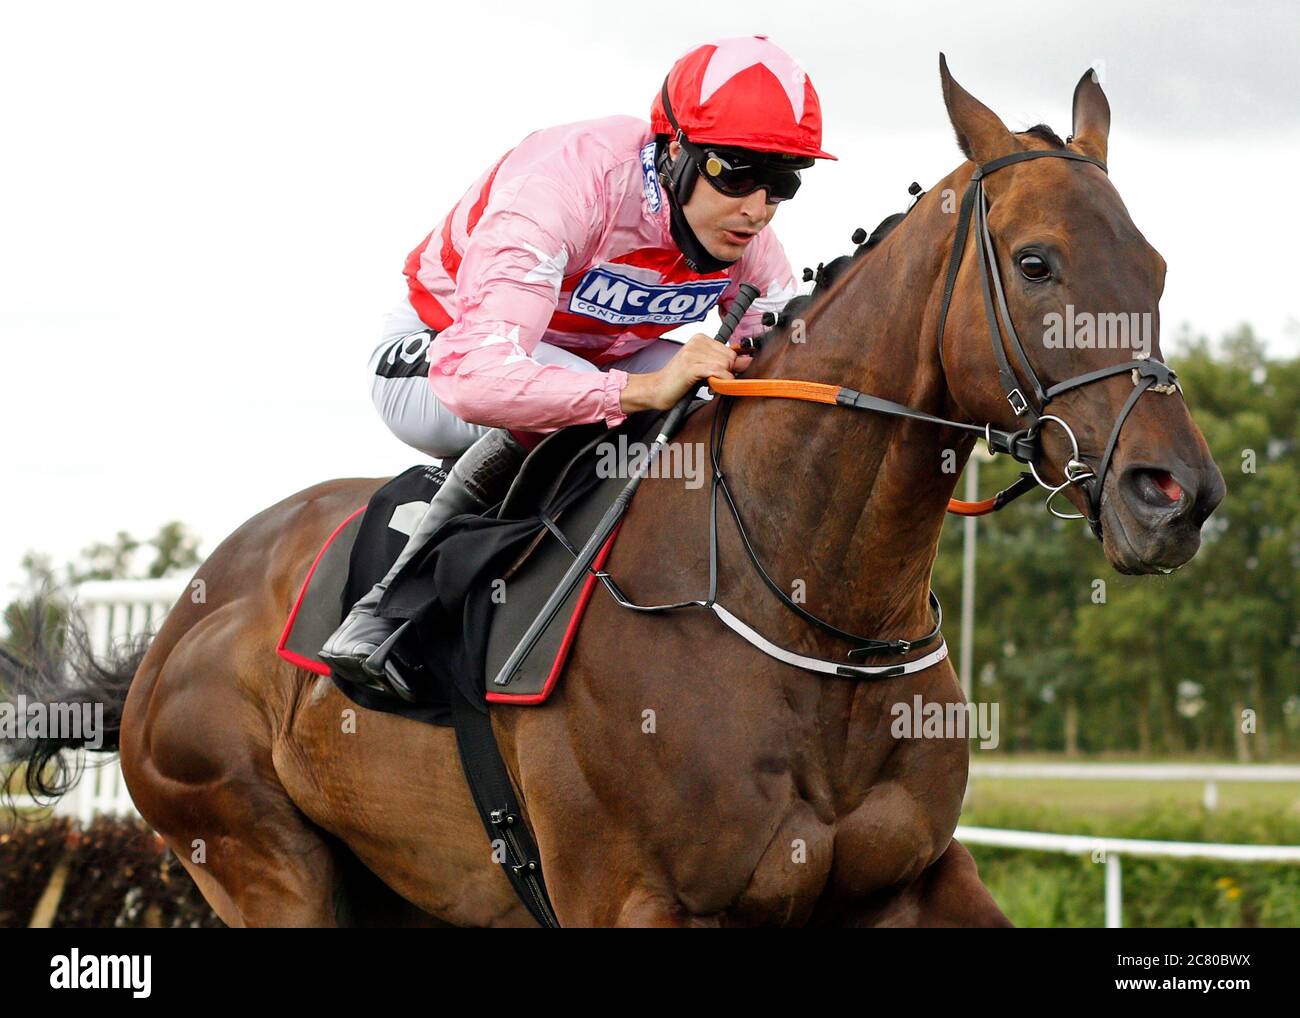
[6,577,1299,928]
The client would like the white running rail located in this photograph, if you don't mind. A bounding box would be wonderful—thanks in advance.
[956,824,1300,928]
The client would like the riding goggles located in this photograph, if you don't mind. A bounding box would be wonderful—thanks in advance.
[686,141,812,204]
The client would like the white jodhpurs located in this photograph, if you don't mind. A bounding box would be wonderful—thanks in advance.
[367,298,683,460]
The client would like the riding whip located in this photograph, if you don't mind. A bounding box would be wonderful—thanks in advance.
[492,282,761,686]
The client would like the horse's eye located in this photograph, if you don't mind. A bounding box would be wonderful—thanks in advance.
[1018,253,1051,281]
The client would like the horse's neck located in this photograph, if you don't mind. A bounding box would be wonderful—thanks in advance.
[715,195,969,645]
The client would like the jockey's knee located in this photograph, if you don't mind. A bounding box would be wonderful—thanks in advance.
[369,368,489,461]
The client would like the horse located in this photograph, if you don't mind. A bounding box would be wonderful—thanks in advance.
[7,57,1225,926]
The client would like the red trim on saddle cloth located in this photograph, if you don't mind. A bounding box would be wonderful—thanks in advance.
[486,520,624,705]
[275,506,367,676]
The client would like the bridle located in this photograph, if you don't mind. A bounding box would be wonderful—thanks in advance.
[716,145,1183,537]
[934,147,1181,534]
[585,144,1186,680]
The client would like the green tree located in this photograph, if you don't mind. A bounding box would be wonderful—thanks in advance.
[1,522,203,663]
[935,325,1298,758]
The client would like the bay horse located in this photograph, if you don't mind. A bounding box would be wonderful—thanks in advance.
[9,58,1224,926]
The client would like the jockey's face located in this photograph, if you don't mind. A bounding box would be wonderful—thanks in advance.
[670,139,776,261]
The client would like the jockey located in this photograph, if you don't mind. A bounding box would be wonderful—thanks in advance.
[321,34,836,693]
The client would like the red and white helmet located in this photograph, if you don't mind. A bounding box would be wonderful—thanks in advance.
[650,35,836,161]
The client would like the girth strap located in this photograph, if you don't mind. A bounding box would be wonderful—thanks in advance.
[449,690,560,928]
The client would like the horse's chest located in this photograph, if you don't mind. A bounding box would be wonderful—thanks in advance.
[724,738,967,923]
[558,652,968,924]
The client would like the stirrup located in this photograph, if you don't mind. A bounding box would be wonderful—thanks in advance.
[363,619,416,701]
[377,660,417,703]
[326,656,415,703]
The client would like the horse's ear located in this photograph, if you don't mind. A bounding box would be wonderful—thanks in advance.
[1070,67,1110,163]
[939,53,1014,165]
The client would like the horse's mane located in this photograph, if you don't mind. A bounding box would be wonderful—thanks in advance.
[1018,123,1067,147]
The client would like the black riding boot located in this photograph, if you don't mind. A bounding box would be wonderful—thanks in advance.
[319,428,526,698]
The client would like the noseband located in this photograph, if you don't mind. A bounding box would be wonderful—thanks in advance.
[933,148,1180,535]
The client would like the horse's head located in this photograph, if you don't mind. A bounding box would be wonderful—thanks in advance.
[935,56,1225,574]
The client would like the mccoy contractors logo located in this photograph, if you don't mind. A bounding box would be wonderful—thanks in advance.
[569,267,729,326]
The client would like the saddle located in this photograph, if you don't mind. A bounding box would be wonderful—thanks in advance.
[275,406,680,724]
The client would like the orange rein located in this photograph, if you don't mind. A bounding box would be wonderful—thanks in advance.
[706,376,1001,517]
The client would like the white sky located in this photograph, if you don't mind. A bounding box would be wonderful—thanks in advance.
[2,0,1297,595]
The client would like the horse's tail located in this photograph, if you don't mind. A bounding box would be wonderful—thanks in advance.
[1,588,147,808]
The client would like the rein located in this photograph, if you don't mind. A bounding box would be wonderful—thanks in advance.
[706,376,1039,516]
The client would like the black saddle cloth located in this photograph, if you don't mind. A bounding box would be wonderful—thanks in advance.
[376,408,669,715]
[334,462,454,725]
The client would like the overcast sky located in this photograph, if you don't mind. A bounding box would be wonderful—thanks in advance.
[2,0,1297,596]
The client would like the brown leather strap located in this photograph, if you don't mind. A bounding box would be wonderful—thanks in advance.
[706,376,1021,517]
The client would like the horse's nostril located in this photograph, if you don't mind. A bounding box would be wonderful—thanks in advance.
[1127,468,1186,512]
[1151,470,1183,503]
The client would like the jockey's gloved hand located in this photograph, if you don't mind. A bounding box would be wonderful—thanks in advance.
[620,333,752,412]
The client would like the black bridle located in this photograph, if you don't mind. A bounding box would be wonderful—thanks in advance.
[566,145,1188,674]
[934,147,1181,536]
